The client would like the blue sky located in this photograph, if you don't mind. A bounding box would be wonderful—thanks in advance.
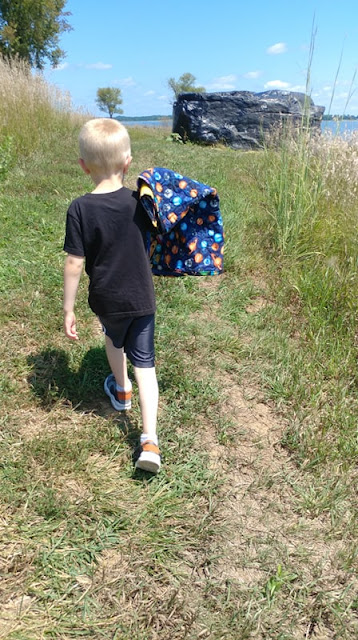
[45,0,358,116]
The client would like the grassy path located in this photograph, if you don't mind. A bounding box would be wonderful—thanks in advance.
[0,127,357,638]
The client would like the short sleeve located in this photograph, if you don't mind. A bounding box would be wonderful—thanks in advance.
[63,202,85,257]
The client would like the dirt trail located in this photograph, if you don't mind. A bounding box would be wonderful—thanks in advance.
[195,276,358,638]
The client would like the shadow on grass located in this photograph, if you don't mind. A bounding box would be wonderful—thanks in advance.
[27,347,108,408]
[27,347,141,445]
[27,347,163,480]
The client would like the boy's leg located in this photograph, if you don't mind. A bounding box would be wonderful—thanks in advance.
[104,334,130,389]
[104,335,132,410]
[134,364,160,473]
[133,365,158,437]
[125,315,160,473]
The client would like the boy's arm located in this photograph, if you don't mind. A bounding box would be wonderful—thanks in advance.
[63,253,84,340]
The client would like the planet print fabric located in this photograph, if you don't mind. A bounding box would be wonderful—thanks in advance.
[138,167,224,276]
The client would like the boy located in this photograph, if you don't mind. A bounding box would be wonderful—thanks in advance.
[63,118,160,473]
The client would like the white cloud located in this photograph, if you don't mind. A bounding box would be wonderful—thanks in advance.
[264,80,291,89]
[207,74,237,90]
[144,90,155,96]
[243,70,262,79]
[289,84,306,92]
[323,85,332,92]
[267,42,287,55]
[158,95,169,101]
[84,62,112,70]
[120,76,136,87]
[338,79,355,87]
[53,62,69,71]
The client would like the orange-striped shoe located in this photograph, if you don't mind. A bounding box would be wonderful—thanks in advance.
[135,440,161,474]
[104,374,132,411]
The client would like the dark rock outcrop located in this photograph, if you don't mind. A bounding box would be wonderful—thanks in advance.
[172,90,325,149]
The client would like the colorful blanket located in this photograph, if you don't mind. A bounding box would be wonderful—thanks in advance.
[138,167,224,276]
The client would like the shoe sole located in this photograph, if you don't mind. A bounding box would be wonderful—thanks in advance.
[135,451,161,474]
[104,378,131,411]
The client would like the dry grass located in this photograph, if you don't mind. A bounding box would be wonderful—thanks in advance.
[266,123,358,206]
[312,129,358,203]
[0,56,86,158]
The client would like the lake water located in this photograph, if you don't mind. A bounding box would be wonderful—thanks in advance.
[122,119,358,137]
[321,120,358,136]
[121,119,172,128]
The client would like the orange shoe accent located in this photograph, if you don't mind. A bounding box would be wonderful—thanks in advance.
[141,441,160,455]
[116,389,132,402]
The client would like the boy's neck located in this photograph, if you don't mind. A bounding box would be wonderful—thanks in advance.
[91,173,125,194]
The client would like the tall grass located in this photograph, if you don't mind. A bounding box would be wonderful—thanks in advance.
[260,22,324,257]
[261,122,358,305]
[254,121,358,476]
[263,126,324,256]
[263,125,358,257]
[0,56,86,163]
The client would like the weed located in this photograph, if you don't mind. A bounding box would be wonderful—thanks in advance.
[263,564,298,606]
[166,132,184,143]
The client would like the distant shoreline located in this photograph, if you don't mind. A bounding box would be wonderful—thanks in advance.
[116,115,171,122]
[322,115,358,121]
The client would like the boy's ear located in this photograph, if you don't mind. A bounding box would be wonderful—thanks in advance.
[123,155,132,175]
[79,158,91,174]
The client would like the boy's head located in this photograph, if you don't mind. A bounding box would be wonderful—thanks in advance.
[79,118,131,177]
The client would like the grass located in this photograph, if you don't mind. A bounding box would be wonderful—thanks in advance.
[0,57,86,162]
[0,57,358,638]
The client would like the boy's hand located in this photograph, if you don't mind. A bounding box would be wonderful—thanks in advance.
[64,311,79,340]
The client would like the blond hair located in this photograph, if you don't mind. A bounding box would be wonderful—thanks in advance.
[79,118,131,175]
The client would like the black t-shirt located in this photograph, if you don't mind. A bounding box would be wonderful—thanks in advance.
[64,187,156,318]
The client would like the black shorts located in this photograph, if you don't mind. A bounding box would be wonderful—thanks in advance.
[99,313,155,368]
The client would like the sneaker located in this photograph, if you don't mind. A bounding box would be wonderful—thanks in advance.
[104,374,132,411]
[135,440,161,474]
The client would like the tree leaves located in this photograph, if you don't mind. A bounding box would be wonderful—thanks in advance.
[167,72,205,101]
[0,0,72,69]
[96,87,123,118]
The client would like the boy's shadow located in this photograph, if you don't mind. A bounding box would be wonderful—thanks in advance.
[27,347,140,450]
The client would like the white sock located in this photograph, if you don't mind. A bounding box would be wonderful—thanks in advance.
[116,380,132,392]
[140,433,158,446]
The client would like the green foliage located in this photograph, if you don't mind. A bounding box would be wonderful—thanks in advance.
[167,72,205,101]
[96,86,123,118]
[166,132,183,144]
[0,0,72,69]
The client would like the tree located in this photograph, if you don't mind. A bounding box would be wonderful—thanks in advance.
[96,87,123,119]
[167,72,205,101]
[0,0,72,70]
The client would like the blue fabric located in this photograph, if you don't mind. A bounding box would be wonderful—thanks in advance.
[138,167,224,276]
